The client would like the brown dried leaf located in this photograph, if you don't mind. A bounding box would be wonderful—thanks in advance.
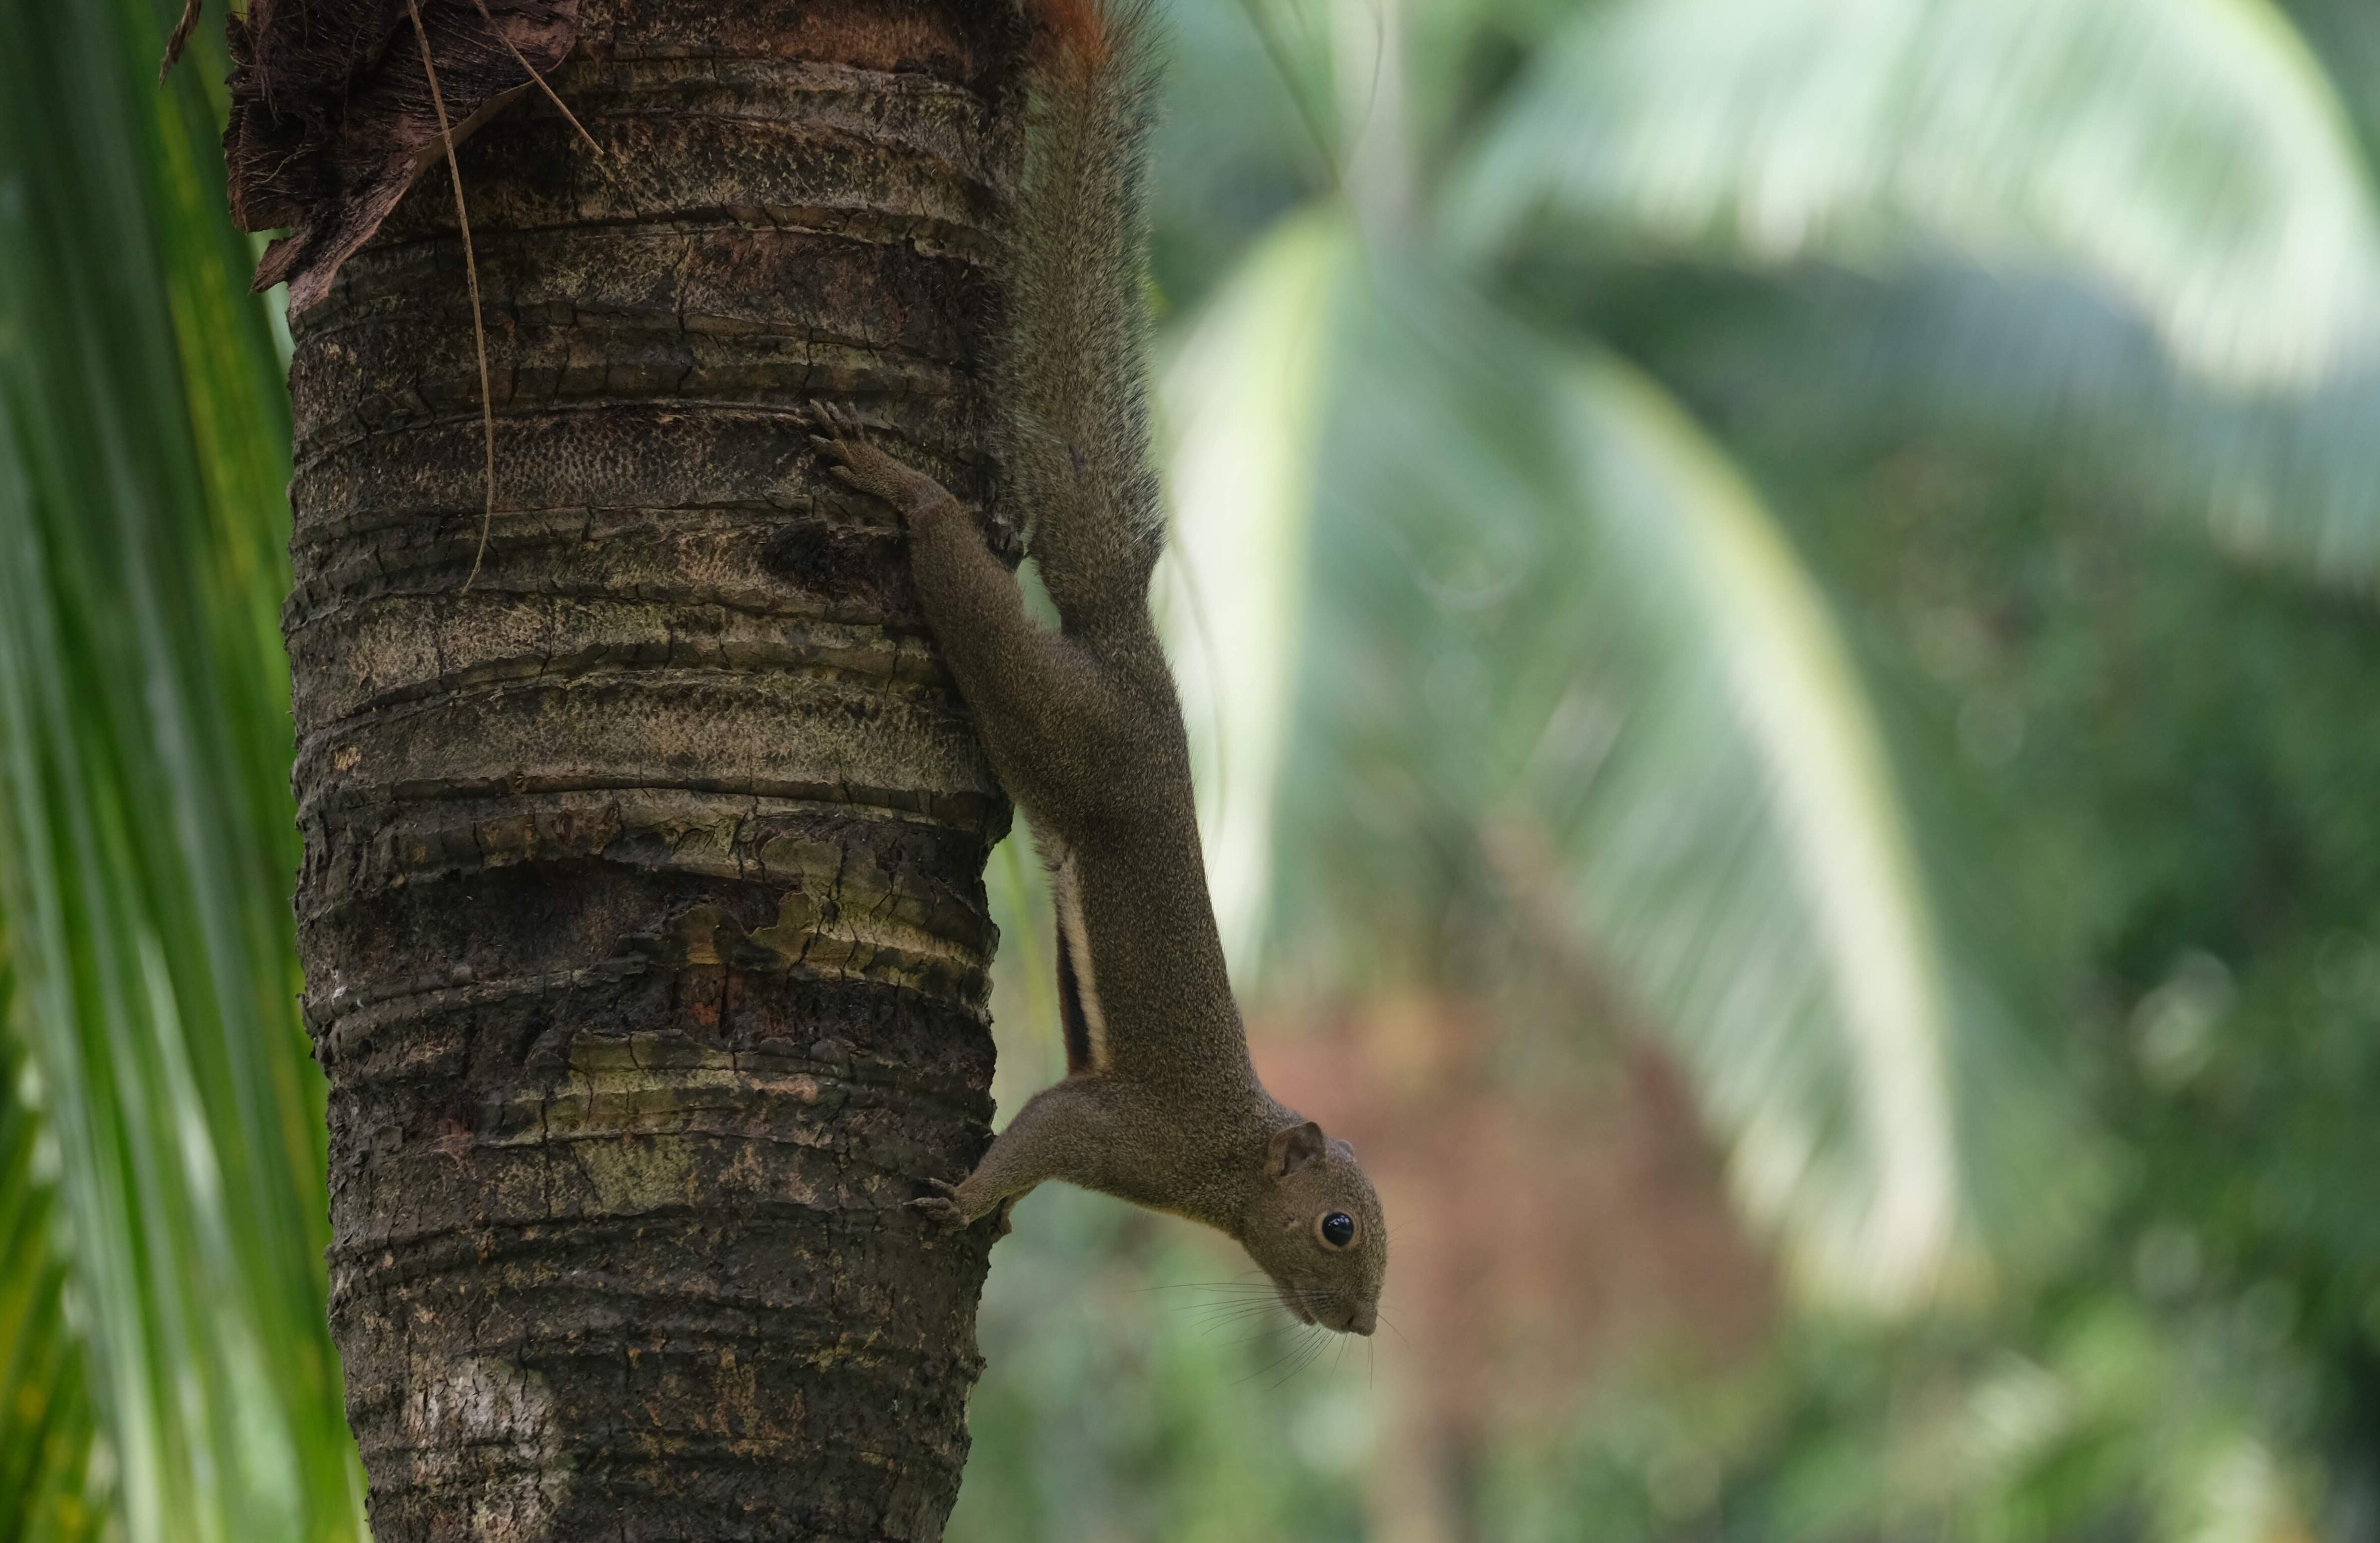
[221,0,580,312]
[158,0,205,79]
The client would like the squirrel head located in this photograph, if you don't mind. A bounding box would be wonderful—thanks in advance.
[1239,1119,1385,1335]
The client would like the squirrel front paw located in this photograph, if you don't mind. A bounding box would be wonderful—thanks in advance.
[908,1177,972,1231]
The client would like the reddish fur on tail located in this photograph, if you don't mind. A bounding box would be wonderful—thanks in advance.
[1032,0,1112,72]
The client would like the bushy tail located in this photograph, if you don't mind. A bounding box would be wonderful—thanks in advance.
[1000,0,1166,631]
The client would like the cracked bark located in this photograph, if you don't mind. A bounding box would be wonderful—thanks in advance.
[270,3,1027,1538]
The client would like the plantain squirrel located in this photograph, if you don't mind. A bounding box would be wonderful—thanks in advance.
[807,0,1384,1337]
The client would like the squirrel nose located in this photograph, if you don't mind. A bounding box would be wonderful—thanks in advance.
[1349,1305,1377,1336]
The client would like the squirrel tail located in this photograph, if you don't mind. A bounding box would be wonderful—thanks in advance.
[1000,0,1166,628]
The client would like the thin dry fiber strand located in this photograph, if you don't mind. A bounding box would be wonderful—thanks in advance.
[404,0,499,591]
[410,0,606,590]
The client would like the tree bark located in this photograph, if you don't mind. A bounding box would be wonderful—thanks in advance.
[281,4,1025,1538]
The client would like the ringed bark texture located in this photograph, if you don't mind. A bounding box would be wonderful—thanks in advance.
[282,3,1026,1538]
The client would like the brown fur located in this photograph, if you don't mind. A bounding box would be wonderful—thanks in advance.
[804,0,1384,1335]
[1032,0,1112,72]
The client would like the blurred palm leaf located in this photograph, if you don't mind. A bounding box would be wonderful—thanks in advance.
[1162,216,2085,1308]
[0,982,106,1543]
[1611,260,2380,587]
[1450,0,2380,387]
[0,1,365,1538]
[1149,0,2380,1313]
[1159,212,1347,976]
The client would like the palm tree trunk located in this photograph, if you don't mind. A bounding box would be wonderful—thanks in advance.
[279,4,1023,1537]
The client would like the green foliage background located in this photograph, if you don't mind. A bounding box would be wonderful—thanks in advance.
[4,1,2379,1541]
[0,2,363,1540]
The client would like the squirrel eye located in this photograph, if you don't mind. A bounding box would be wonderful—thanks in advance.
[1319,1211,1356,1249]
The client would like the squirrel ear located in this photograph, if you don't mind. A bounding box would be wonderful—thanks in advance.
[1268,1121,1326,1178]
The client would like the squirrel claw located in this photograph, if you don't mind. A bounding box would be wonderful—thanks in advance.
[909,1196,968,1230]
[908,1178,970,1231]
[806,400,872,443]
[806,402,963,533]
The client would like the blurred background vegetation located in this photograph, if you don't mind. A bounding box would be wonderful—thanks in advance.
[5,0,2380,1541]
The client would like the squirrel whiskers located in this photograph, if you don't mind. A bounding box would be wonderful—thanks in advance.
[809,0,1385,1339]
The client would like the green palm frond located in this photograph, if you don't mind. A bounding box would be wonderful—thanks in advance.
[1159,212,1349,978]
[0,983,106,1543]
[1606,261,2380,587]
[1449,0,2380,387]
[0,1,365,1538]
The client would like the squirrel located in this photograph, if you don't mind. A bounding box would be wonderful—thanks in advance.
[807,0,1384,1337]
